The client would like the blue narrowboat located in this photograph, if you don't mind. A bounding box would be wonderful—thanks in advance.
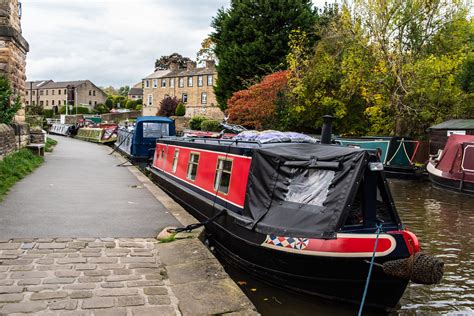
[115,116,175,166]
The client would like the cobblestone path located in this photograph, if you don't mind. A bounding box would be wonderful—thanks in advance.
[0,238,178,315]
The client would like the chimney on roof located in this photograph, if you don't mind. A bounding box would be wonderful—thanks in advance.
[169,62,179,71]
[205,60,216,69]
[186,61,196,70]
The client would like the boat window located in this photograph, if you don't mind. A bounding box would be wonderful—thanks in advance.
[214,158,232,194]
[142,123,170,138]
[186,153,200,181]
[172,149,179,173]
[285,168,334,206]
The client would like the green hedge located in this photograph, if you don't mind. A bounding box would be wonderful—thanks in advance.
[189,115,207,130]
[175,103,186,116]
[201,119,221,132]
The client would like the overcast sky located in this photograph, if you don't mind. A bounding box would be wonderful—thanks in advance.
[22,0,331,88]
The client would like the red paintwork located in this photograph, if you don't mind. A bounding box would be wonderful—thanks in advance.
[152,143,252,208]
[435,134,474,183]
[304,235,393,254]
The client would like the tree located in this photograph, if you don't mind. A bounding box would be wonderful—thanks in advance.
[227,71,289,130]
[196,37,217,64]
[157,96,180,117]
[286,1,473,137]
[105,98,114,109]
[175,102,186,116]
[118,86,130,97]
[155,53,192,70]
[211,0,317,110]
[0,76,21,124]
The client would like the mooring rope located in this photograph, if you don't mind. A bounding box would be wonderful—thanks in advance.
[358,223,383,316]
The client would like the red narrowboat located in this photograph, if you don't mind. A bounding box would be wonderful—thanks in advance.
[427,134,474,195]
[147,131,442,310]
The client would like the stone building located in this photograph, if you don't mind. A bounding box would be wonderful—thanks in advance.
[0,0,29,122]
[25,80,107,113]
[142,60,223,119]
[128,87,143,101]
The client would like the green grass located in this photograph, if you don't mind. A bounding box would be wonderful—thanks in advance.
[0,149,44,201]
[45,137,58,152]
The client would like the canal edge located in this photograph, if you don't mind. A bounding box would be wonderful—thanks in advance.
[113,152,259,315]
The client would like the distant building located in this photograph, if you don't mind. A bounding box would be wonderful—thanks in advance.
[428,119,474,154]
[142,60,223,119]
[128,87,143,101]
[25,80,107,113]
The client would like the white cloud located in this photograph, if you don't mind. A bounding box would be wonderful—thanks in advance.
[22,0,334,88]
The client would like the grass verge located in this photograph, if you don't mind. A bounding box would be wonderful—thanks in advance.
[0,149,44,201]
[45,137,58,152]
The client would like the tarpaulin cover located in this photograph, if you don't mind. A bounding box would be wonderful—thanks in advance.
[437,134,474,173]
[234,130,316,143]
[243,143,368,238]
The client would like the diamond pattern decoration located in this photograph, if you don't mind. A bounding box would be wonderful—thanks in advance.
[265,235,309,250]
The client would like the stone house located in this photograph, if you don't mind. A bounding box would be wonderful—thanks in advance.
[0,0,28,122]
[142,60,223,120]
[128,87,143,101]
[25,80,107,113]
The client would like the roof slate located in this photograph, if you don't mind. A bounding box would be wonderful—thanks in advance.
[128,88,143,96]
[429,119,474,130]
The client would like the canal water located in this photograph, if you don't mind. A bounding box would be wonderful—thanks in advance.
[219,179,474,315]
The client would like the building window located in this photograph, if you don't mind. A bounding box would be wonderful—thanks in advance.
[161,79,166,88]
[89,101,92,105]
[198,76,203,87]
[40,90,43,96]
[145,80,150,88]
[170,78,175,88]
[214,158,233,194]
[26,101,29,105]
[89,90,92,96]
[178,78,184,88]
[201,92,207,104]
[32,91,35,96]
[64,89,67,94]
[186,153,200,181]
[153,79,158,88]
[182,93,188,103]
[40,101,44,106]
[187,77,193,87]
[58,89,61,95]
[147,94,153,106]
[94,101,97,106]
[172,149,179,173]
[52,100,55,106]
[46,100,49,106]
[32,100,35,105]
[46,90,48,95]
[207,75,213,86]
[26,90,29,95]
[58,100,61,105]
[52,90,55,95]
[93,90,96,96]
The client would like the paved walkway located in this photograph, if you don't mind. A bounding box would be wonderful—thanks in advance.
[0,136,257,315]
[0,136,179,238]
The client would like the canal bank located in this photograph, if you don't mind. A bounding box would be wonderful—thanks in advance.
[0,136,257,315]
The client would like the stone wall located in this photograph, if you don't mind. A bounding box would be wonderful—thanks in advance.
[11,121,28,148]
[0,122,14,158]
[0,0,29,122]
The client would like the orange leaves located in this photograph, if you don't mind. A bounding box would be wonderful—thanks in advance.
[226,71,289,130]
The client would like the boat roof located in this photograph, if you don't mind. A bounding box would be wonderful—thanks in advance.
[429,119,474,130]
[136,116,174,124]
[437,134,474,173]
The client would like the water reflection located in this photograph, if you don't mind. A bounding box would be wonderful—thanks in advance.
[220,179,474,315]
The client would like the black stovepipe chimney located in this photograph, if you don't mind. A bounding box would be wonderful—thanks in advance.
[320,115,333,144]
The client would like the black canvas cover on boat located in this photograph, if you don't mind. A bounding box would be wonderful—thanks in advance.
[243,143,368,238]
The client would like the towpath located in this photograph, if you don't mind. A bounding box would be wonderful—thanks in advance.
[0,136,256,315]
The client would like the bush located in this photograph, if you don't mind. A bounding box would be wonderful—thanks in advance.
[105,98,114,109]
[94,104,109,114]
[201,119,221,132]
[189,115,207,130]
[125,100,137,110]
[158,96,180,117]
[0,76,21,124]
[43,109,54,118]
[59,105,90,114]
[175,102,186,116]
[136,105,143,111]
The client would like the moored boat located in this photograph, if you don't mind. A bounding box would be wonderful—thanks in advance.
[336,136,420,179]
[114,116,175,166]
[147,126,443,310]
[427,134,474,195]
[75,124,118,144]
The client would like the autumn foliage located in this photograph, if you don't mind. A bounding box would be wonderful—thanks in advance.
[226,71,289,130]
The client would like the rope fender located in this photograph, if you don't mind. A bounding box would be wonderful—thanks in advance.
[381,252,444,285]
